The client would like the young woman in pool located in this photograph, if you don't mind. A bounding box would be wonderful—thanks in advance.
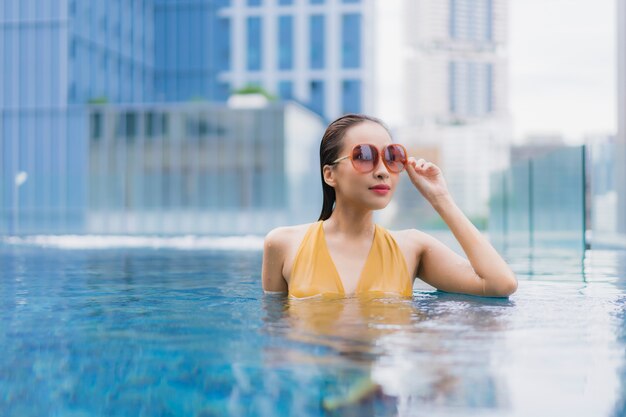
[262,114,517,298]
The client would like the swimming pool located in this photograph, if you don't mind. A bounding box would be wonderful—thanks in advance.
[1,237,625,417]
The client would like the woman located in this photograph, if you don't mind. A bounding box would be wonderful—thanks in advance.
[262,114,517,298]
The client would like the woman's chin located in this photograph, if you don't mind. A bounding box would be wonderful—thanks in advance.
[368,197,392,211]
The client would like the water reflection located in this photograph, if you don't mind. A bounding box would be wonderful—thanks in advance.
[262,292,515,415]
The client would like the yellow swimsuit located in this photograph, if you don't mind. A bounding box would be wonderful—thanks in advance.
[288,221,413,298]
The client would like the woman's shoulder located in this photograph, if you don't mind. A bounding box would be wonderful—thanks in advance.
[388,228,437,250]
[264,222,317,250]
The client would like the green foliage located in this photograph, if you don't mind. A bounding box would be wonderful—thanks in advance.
[87,96,108,104]
[233,85,277,101]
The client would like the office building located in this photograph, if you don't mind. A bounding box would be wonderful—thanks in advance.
[218,0,371,121]
[391,0,510,221]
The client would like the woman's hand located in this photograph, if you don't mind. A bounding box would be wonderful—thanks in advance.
[405,157,451,206]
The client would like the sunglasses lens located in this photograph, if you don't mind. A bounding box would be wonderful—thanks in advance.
[351,144,378,173]
[384,145,407,173]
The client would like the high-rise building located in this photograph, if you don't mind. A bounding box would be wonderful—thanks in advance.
[390,0,510,221]
[219,0,371,121]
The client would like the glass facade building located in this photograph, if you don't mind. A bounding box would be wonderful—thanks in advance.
[1,0,327,235]
[446,0,496,119]
[154,0,230,102]
[219,0,367,120]
[1,0,157,234]
[448,61,494,117]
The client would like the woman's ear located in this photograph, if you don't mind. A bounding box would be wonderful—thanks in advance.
[323,165,337,188]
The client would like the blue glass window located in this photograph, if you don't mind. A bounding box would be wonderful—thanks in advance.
[310,80,325,116]
[216,83,230,101]
[310,0,324,4]
[341,14,361,69]
[342,0,360,2]
[247,0,262,6]
[278,81,293,100]
[342,80,361,114]
[279,0,293,4]
[246,17,262,71]
[278,16,293,70]
[310,15,325,69]
[216,18,231,71]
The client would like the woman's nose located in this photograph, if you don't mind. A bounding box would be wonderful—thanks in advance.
[373,160,390,179]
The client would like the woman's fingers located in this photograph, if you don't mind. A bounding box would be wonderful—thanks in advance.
[409,157,434,173]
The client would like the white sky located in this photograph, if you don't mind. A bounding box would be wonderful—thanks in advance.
[509,0,616,143]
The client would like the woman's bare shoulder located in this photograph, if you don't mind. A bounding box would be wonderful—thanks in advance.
[264,223,315,250]
[389,228,437,250]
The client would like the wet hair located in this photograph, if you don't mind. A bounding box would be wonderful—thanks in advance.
[318,113,390,221]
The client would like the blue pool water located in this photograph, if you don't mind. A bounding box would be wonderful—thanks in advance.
[1,237,625,417]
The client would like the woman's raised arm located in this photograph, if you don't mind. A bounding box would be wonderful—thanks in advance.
[406,157,517,297]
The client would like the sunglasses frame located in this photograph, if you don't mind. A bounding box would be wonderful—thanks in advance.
[331,143,408,174]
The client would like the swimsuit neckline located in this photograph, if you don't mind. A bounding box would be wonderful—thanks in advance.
[319,221,378,295]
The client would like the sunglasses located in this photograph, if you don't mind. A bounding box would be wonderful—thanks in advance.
[331,143,408,174]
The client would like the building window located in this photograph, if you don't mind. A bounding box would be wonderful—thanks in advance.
[216,18,231,71]
[342,79,361,114]
[278,0,293,4]
[485,0,493,41]
[485,63,493,112]
[90,112,103,140]
[448,61,457,113]
[246,17,262,71]
[342,0,360,2]
[449,0,457,39]
[278,81,293,100]
[146,112,167,138]
[310,0,324,4]
[278,16,293,70]
[310,15,325,69]
[341,13,361,69]
[310,80,325,117]
[216,82,231,101]
[247,0,262,6]
[449,0,493,41]
[115,112,137,140]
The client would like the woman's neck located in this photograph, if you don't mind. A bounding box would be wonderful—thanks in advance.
[324,205,374,239]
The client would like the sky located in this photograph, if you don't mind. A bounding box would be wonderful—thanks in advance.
[509,0,616,143]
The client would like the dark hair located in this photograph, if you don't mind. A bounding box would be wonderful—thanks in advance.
[318,113,390,221]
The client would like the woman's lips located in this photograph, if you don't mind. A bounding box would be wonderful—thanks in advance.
[369,185,390,195]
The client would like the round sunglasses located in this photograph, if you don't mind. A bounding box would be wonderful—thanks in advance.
[331,143,408,174]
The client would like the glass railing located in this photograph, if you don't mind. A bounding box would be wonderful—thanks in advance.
[489,146,587,257]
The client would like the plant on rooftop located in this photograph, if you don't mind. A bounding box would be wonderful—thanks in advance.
[233,85,277,102]
[88,97,108,104]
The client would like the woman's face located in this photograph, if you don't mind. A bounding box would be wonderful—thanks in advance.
[329,121,401,211]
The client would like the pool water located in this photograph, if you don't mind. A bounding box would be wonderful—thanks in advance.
[1,239,625,417]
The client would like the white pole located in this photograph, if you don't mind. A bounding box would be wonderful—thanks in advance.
[14,171,28,236]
